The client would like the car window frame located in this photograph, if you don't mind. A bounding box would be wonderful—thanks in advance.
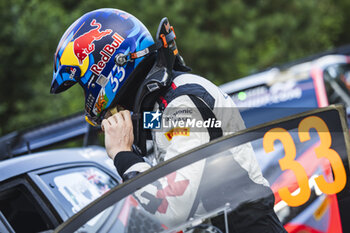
[27,161,120,222]
[54,105,350,233]
[0,210,15,233]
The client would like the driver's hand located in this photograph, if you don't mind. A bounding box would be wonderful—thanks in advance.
[102,110,134,160]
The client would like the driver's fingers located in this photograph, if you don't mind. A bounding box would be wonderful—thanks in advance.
[112,112,124,127]
[101,119,110,132]
[120,110,132,129]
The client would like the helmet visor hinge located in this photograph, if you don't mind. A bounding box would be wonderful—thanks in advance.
[114,53,131,66]
[114,46,156,67]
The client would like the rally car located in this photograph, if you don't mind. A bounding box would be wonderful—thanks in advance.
[220,54,350,127]
[219,52,350,232]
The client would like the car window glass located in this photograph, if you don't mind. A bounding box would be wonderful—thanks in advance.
[0,183,54,233]
[40,167,117,217]
[324,63,350,107]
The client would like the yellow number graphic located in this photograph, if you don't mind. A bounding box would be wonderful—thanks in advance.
[263,128,311,207]
[298,116,347,195]
[263,116,347,207]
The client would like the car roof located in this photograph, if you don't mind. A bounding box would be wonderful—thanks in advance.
[0,146,117,182]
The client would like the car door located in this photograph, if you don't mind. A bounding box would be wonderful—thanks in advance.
[53,105,350,233]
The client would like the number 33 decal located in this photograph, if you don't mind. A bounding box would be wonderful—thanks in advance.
[263,116,347,207]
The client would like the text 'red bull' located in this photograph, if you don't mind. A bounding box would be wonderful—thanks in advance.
[90,33,125,76]
[74,19,112,65]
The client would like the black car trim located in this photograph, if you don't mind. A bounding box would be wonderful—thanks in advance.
[0,210,15,233]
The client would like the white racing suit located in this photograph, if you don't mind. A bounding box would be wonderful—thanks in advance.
[114,73,287,232]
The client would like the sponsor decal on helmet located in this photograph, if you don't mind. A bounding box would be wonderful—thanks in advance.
[69,67,77,80]
[93,90,109,115]
[109,65,126,92]
[74,19,112,65]
[59,42,90,77]
[86,94,95,113]
[115,9,130,20]
[96,74,109,88]
[90,33,125,76]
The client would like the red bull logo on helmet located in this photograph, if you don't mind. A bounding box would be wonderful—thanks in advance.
[90,33,125,76]
[74,19,112,65]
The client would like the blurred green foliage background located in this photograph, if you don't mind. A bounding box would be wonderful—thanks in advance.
[1,0,350,135]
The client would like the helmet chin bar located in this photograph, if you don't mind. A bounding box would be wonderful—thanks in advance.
[85,103,127,127]
[85,116,97,127]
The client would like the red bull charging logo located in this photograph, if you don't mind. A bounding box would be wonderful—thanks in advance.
[74,19,112,65]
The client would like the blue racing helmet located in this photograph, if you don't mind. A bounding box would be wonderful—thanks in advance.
[51,8,154,126]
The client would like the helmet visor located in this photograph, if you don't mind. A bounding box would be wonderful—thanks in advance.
[51,65,81,94]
